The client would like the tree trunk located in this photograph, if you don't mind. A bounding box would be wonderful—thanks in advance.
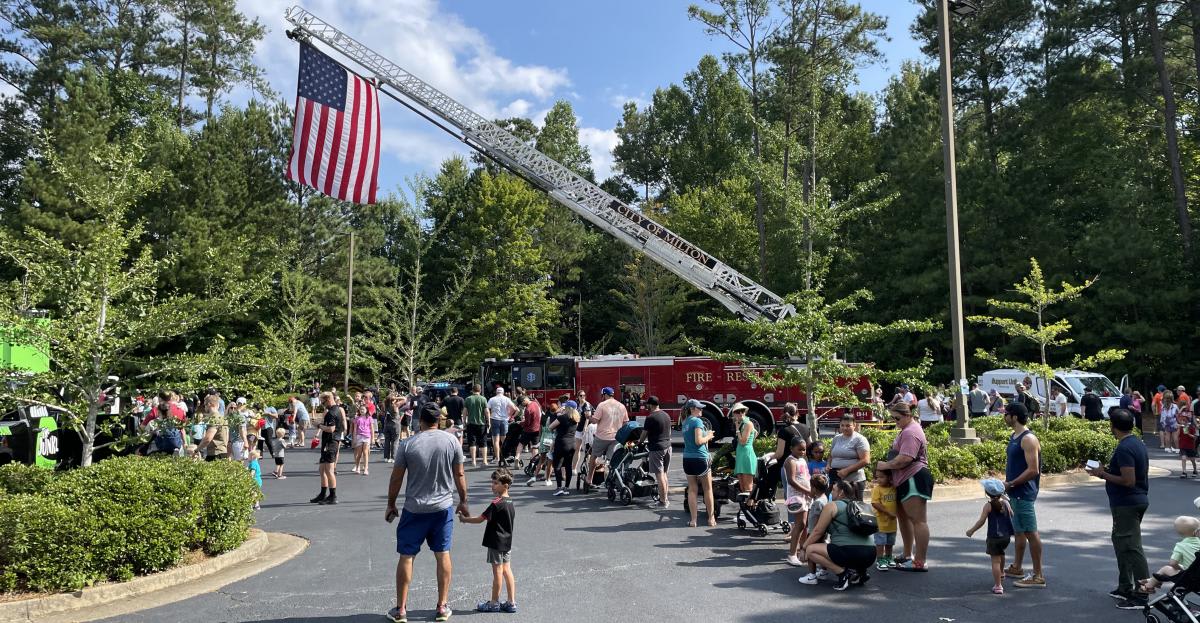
[1191,0,1200,95]
[980,57,998,175]
[81,400,97,467]
[1149,0,1194,257]
[177,21,191,129]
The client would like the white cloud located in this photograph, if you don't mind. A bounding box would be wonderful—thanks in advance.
[607,93,648,110]
[379,127,467,171]
[578,126,619,182]
[237,0,570,168]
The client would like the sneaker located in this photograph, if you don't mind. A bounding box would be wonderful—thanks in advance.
[1108,587,1132,599]
[277,475,287,480]
[553,489,567,496]
[1003,564,1026,578]
[476,601,500,613]
[876,558,891,571]
[993,585,1004,595]
[309,493,326,503]
[1115,596,1148,610]
[526,477,538,487]
[352,467,360,474]
[435,604,453,621]
[1015,574,1046,588]
[833,570,855,591]
[362,470,369,476]
[545,478,553,487]
[319,496,338,505]
[816,569,835,581]
[499,602,518,613]
[787,555,803,567]
[798,573,820,585]
[661,501,671,509]
[853,571,870,586]
[386,607,407,623]
[894,559,928,572]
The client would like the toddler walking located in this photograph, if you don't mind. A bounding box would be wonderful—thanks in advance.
[871,469,898,570]
[966,478,1014,594]
[459,468,518,613]
[247,449,263,510]
[272,427,287,479]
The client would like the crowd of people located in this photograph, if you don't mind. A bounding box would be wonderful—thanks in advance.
[121,378,1200,620]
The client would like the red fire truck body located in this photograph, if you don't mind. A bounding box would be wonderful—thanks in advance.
[481,354,874,436]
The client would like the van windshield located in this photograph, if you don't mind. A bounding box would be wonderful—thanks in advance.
[1064,375,1120,398]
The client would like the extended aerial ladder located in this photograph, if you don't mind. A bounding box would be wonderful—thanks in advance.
[284,7,795,322]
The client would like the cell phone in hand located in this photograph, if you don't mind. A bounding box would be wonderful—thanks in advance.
[1086,459,1100,470]
[385,507,398,523]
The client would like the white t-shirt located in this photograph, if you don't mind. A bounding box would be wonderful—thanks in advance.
[917,397,941,422]
[487,395,514,421]
[1055,393,1069,416]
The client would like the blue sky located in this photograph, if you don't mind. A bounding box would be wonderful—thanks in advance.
[240,0,928,200]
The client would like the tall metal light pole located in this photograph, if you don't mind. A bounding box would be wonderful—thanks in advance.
[938,0,979,444]
[343,231,355,396]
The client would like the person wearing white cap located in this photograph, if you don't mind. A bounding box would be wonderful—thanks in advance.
[585,387,628,492]
[487,387,517,466]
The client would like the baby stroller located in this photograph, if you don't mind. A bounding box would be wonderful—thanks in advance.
[1145,558,1200,623]
[734,454,790,537]
[605,422,658,505]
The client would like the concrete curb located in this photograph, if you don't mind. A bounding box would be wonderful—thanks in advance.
[0,530,309,623]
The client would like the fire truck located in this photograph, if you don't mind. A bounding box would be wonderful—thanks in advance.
[482,354,874,437]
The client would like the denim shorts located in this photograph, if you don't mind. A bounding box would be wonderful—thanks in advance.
[490,418,508,437]
[395,507,454,556]
[873,531,897,546]
[1010,497,1038,533]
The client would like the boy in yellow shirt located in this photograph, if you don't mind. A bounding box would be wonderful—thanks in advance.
[871,469,899,570]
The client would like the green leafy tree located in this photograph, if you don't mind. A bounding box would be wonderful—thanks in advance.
[253,272,322,393]
[610,251,694,356]
[699,287,936,431]
[969,258,1128,424]
[0,132,262,466]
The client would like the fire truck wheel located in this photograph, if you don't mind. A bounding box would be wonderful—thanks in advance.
[700,409,721,439]
[746,408,772,436]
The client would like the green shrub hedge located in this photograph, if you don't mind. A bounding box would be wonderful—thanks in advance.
[861,416,1119,483]
[0,456,259,593]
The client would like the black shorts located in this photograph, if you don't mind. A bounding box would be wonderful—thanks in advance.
[827,544,876,572]
[519,430,540,447]
[319,446,338,464]
[986,536,1011,556]
[274,457,286,466]
[897,467,935,502]
[400,414,411,427]
[683,457,710,477]
[1184,448,1198,458]
[204,453,228,462]
[465,424,488,448]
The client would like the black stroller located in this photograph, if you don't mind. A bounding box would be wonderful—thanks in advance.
[500,423,524,470]
[734,454,790,537]
[1145,557,1200,623]
[605,422,658,505]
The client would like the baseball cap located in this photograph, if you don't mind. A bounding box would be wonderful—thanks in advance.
[236,397,247,405]
[495,387,505,395]
[684,398,704,411]
[1159,385,1168,392]
[264,406,277,415]
[601,386,614,396]
[645,396,660,407]
[564,400,579,410]
[1179,386,1187,392]
[899,383,910,389]
[982,478,1005,497]
[1005,402,1029,419]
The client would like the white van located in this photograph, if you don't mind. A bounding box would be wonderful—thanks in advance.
[977,369,1125,417]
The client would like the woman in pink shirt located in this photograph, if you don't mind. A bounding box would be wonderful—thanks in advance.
[352,401,376,475]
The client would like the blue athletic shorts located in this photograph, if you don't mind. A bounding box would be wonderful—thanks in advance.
[1010,497,1038,533]
[395,507,454,556]
[490,418,508,437]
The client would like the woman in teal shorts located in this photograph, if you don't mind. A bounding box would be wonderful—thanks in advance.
[732,403,758,501]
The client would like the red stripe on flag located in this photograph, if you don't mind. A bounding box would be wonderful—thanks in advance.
[323,108,346,198]
[368,92,381,204]
[338,78,362,202]
[353,84,374,204]
[309,105,331,188]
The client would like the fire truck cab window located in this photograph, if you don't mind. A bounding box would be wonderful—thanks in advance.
[545,362,574,390]
[485,364,512,391]
[514,365,544,390]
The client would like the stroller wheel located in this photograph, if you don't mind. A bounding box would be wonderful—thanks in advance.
[737,517,746,530]
[524,461,535,477]
[781,521,791,534]
[620,487,633,506]
[757,524,769,537]
[1145,614,1161,623]
[607,487,616,502]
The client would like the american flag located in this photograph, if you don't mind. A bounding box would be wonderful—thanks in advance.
[287,43,381,204]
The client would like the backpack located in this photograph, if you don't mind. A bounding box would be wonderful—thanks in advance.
[842,500,879,537]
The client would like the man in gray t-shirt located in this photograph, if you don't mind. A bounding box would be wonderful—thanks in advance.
[385,402,468,621]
